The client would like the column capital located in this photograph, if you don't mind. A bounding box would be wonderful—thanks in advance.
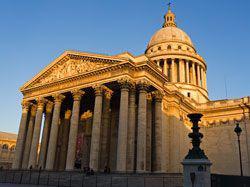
[152,90,164,101]
[103,87,113,100]
[65,110,72,120]
[118,78,135,90]
[130,84,136,94]
[137,80,149,92]
[21,100,30,113]
[71,90,85,101]
[36,98,48,109]
[93,85,104,96]
[53,94,65,103]
[45,101,54,113]
[30,105,37,117]
[146,93,153,101]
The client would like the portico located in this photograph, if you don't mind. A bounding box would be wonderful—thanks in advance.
[12,51,167,172]
[12,5,250,177]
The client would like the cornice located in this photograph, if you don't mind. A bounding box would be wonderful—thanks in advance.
[163,89,197,112]
[20,51,125,91]
[21,59,169,99]
[146,39,196,52]
[21,62,130,94]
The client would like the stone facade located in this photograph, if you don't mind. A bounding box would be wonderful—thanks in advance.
[12,5,250,176]
[0,132,17,169]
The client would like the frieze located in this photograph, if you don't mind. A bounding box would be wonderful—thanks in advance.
[22,62,167,100]
[34,59,110,86]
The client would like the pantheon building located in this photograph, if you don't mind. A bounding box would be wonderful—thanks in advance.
[12,7,250,175]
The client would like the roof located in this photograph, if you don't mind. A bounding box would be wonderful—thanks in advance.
[147,26,194,49]
[0,131,17,141]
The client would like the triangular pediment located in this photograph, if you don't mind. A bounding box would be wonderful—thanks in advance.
[21,51,124,90]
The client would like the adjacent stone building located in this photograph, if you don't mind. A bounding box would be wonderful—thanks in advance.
[0,132,17,169]
[12,6,250,176]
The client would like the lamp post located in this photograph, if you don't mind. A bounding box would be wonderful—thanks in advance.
[234,123,243,176]
[182,113,212,187]
[185,113,208,159]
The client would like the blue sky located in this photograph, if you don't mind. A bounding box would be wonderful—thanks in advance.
[0,0,249,133]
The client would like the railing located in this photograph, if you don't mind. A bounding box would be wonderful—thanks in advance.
[0,169,183,187]
[211,174,250,187]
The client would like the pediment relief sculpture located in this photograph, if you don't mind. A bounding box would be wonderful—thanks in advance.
[31,59,111,87]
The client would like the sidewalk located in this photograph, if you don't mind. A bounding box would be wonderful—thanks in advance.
[0,184,53,187]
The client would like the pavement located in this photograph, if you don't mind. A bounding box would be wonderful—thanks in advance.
[0,184,52,187]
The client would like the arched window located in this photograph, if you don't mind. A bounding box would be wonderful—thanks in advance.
[2,144,8,150]
[158,46,161,50]
[167,45,171,50]
[167,17,169,21]
[187,47,189,51]
[178,46,182,50]
[10,145,15,151]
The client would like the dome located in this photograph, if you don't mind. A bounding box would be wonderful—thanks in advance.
[146,5,195,51]
[147,26,194,49]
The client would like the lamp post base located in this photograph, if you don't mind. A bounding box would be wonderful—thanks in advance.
[182,159,212,187]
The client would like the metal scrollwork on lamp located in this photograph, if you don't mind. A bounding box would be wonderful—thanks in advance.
[185,113,208,159]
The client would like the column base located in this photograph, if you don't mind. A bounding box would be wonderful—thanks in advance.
[153,170,166,174]
[135,170,149,174]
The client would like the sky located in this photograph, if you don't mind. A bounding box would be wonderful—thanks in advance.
[0,0,249,133]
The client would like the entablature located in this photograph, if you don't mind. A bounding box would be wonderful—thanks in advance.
[20,51,170,100]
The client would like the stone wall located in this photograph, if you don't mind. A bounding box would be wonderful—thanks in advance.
[202,121,249,176]
[162,106,192,173]
[0,170,183,187]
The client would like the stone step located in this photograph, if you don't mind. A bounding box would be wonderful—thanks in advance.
[0,170,183,187]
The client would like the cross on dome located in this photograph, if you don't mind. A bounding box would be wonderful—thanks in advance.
[163,2,177,27]
[167,2,171,10]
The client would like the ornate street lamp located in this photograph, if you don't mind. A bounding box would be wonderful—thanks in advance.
[185,113,208,159]
[234,123,243,176]
[182,113,212,187]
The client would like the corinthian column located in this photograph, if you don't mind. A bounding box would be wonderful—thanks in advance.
[179,59,185,82]
[100,88,113,170]
[186,61,190,83]
[152,91,163,172]
[66,90,85,170]
[89,86,103,171]
[58,110,71,170]
[12,101,30,169]
[116,79,131,172]
[170,59,176,82]
[45,94,65,170]
[197,65,201,87]
[192,62,196,85]
[38,101,54,169]
[201,67,205,88]
[163,59,168,76]
[204,71,207,89]
[22,105,37,169]
[136,81,148,172]
[146,93,152,171]
[126,85,136,171]
[81,111,93,169]
[28,98,46,168]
